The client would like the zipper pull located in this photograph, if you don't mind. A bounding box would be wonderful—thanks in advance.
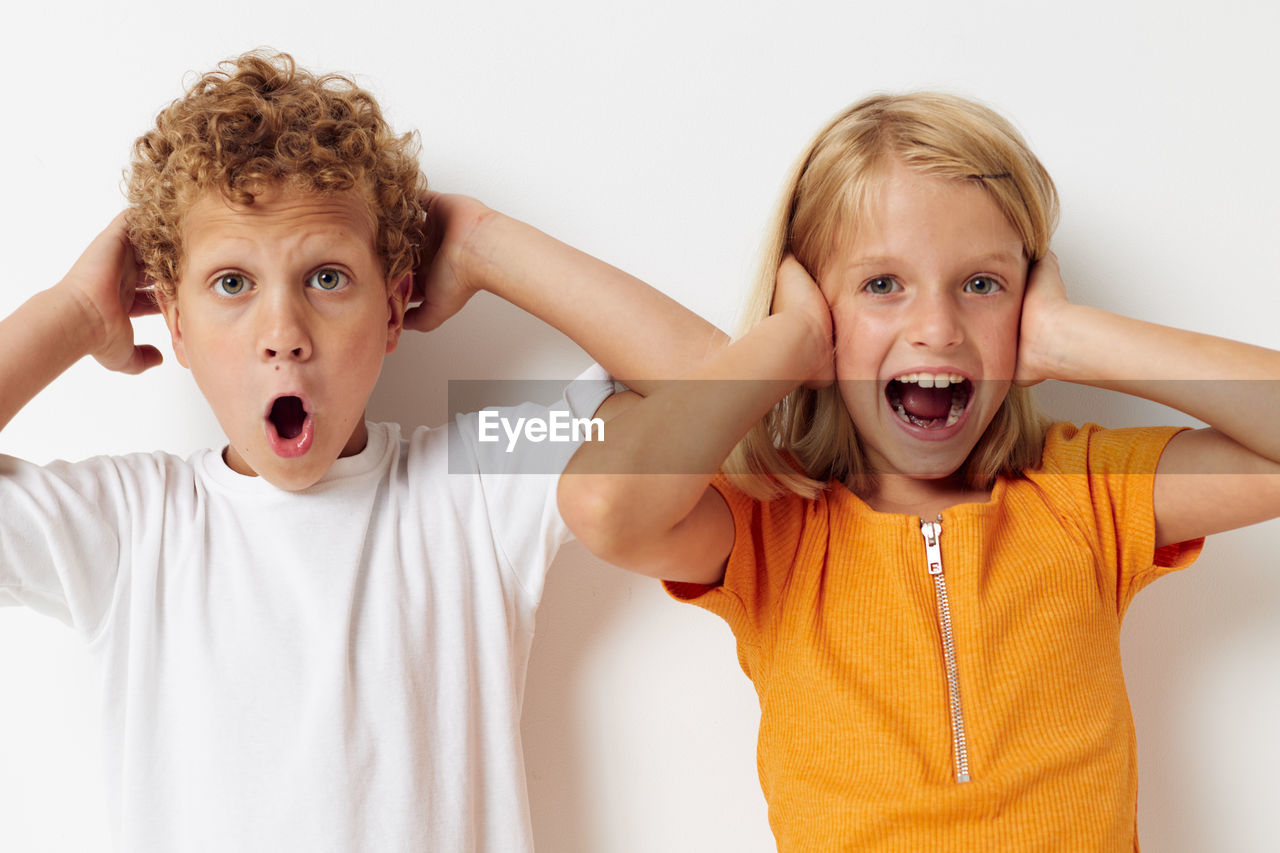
[921,520,943,575]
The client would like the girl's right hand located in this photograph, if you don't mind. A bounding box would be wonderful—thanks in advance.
[771,255,835,388]
[56,211,162,375]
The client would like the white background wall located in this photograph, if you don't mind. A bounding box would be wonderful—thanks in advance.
[2,1,1278,850]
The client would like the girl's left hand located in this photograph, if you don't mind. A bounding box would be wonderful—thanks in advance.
[1014,251,1072,386]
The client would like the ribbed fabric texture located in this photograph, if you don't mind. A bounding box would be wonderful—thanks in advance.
[665,423,1202,852]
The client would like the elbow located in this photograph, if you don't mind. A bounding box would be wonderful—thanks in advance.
[557,472,648,569]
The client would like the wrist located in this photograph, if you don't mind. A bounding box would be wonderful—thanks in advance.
[1040,303,1114,382]
[48,282,107,360]
[762,310,832,383]
[445,204,504,297]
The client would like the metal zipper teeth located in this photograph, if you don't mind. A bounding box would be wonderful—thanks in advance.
[920,519,972,784]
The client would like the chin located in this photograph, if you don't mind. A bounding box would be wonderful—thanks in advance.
[901,458,970,483]
[867,427,974,479]
[270,462,333,491]
[239,452,332,492]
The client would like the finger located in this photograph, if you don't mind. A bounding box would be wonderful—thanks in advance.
[408,265,428,305]
[401,304,445,334]
[129,288,163,318]
[772,255,823,313]
[1029,251,1064,283]
[418,206,446,264]
[114,345,164,376]
[104,209,133,237]
[103,210,140,261]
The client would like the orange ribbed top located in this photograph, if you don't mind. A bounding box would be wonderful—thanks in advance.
[665,423,1202,851]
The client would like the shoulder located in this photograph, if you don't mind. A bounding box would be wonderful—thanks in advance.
[1014,420,1199,557]
[1016,421,1189,531]
[1029,421,1186,478]
[711,472,830,532]
[664,476,837,651]
[1,448,195,499]
[704,472,841,581]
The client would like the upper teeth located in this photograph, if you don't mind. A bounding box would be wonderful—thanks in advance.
[894,372,965,388]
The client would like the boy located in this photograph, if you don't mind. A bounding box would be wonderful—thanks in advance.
[0,51,720,851]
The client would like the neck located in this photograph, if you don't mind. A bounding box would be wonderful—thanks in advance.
[862,473,991,519]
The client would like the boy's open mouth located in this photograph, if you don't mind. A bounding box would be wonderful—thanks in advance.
[885,373,972,429]
[265,394,315,459]
[269,396,308,440]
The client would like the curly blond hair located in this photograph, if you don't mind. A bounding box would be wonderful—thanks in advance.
[127,49,427,297]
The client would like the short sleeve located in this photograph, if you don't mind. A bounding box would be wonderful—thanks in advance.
[663,476,813,671]
[447,365,617,602]
[0,454,129,634]
[1033,422,1204,615]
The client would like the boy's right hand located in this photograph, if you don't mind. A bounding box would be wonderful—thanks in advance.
[771,255,835,389]
[56,212,163,375]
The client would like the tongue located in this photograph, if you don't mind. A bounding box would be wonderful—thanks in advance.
[900,385,952,420]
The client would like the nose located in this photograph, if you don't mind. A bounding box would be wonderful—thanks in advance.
[257,289,313,362]
[905,289,963,351]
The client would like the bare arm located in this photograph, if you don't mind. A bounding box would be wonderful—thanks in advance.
[0,213,161,435]
[1016,253,1280,548]
[558,258,834,584]
[406,194,725,393]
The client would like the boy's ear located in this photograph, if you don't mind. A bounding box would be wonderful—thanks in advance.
[385,272,413,354]
[157,290,191,368]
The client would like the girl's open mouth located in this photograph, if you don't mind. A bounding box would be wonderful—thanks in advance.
[885,373,972,429]
[266,395,314,457]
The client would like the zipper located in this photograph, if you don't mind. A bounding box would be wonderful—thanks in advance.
[920,518,972,784]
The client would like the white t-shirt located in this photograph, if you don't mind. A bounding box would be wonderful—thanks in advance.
[0,369,614,852]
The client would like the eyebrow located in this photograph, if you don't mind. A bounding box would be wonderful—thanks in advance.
[182,230,373,283]
[188,227,368,257]
[845,250,1025,270]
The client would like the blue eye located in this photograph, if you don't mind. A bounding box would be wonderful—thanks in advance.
[308,268,348,291]
[964,276,1001,295]
[214,274,248,296]
[865,277,900,295]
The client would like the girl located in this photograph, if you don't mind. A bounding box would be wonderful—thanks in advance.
[557,92,1280,850]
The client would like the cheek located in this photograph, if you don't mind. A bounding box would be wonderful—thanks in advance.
[332,320,392,383]
[958,297,1022,377]
[830,309,889,378]
[983,312,1022,376]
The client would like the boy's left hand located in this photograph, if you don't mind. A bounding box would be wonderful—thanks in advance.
[1014,251,1072,387]
[403,192,493,333]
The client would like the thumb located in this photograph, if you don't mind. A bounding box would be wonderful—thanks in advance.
[100,344,164,376]
[402,302,448,334]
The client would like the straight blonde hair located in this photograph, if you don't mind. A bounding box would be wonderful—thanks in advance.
[725,92,1058,500]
